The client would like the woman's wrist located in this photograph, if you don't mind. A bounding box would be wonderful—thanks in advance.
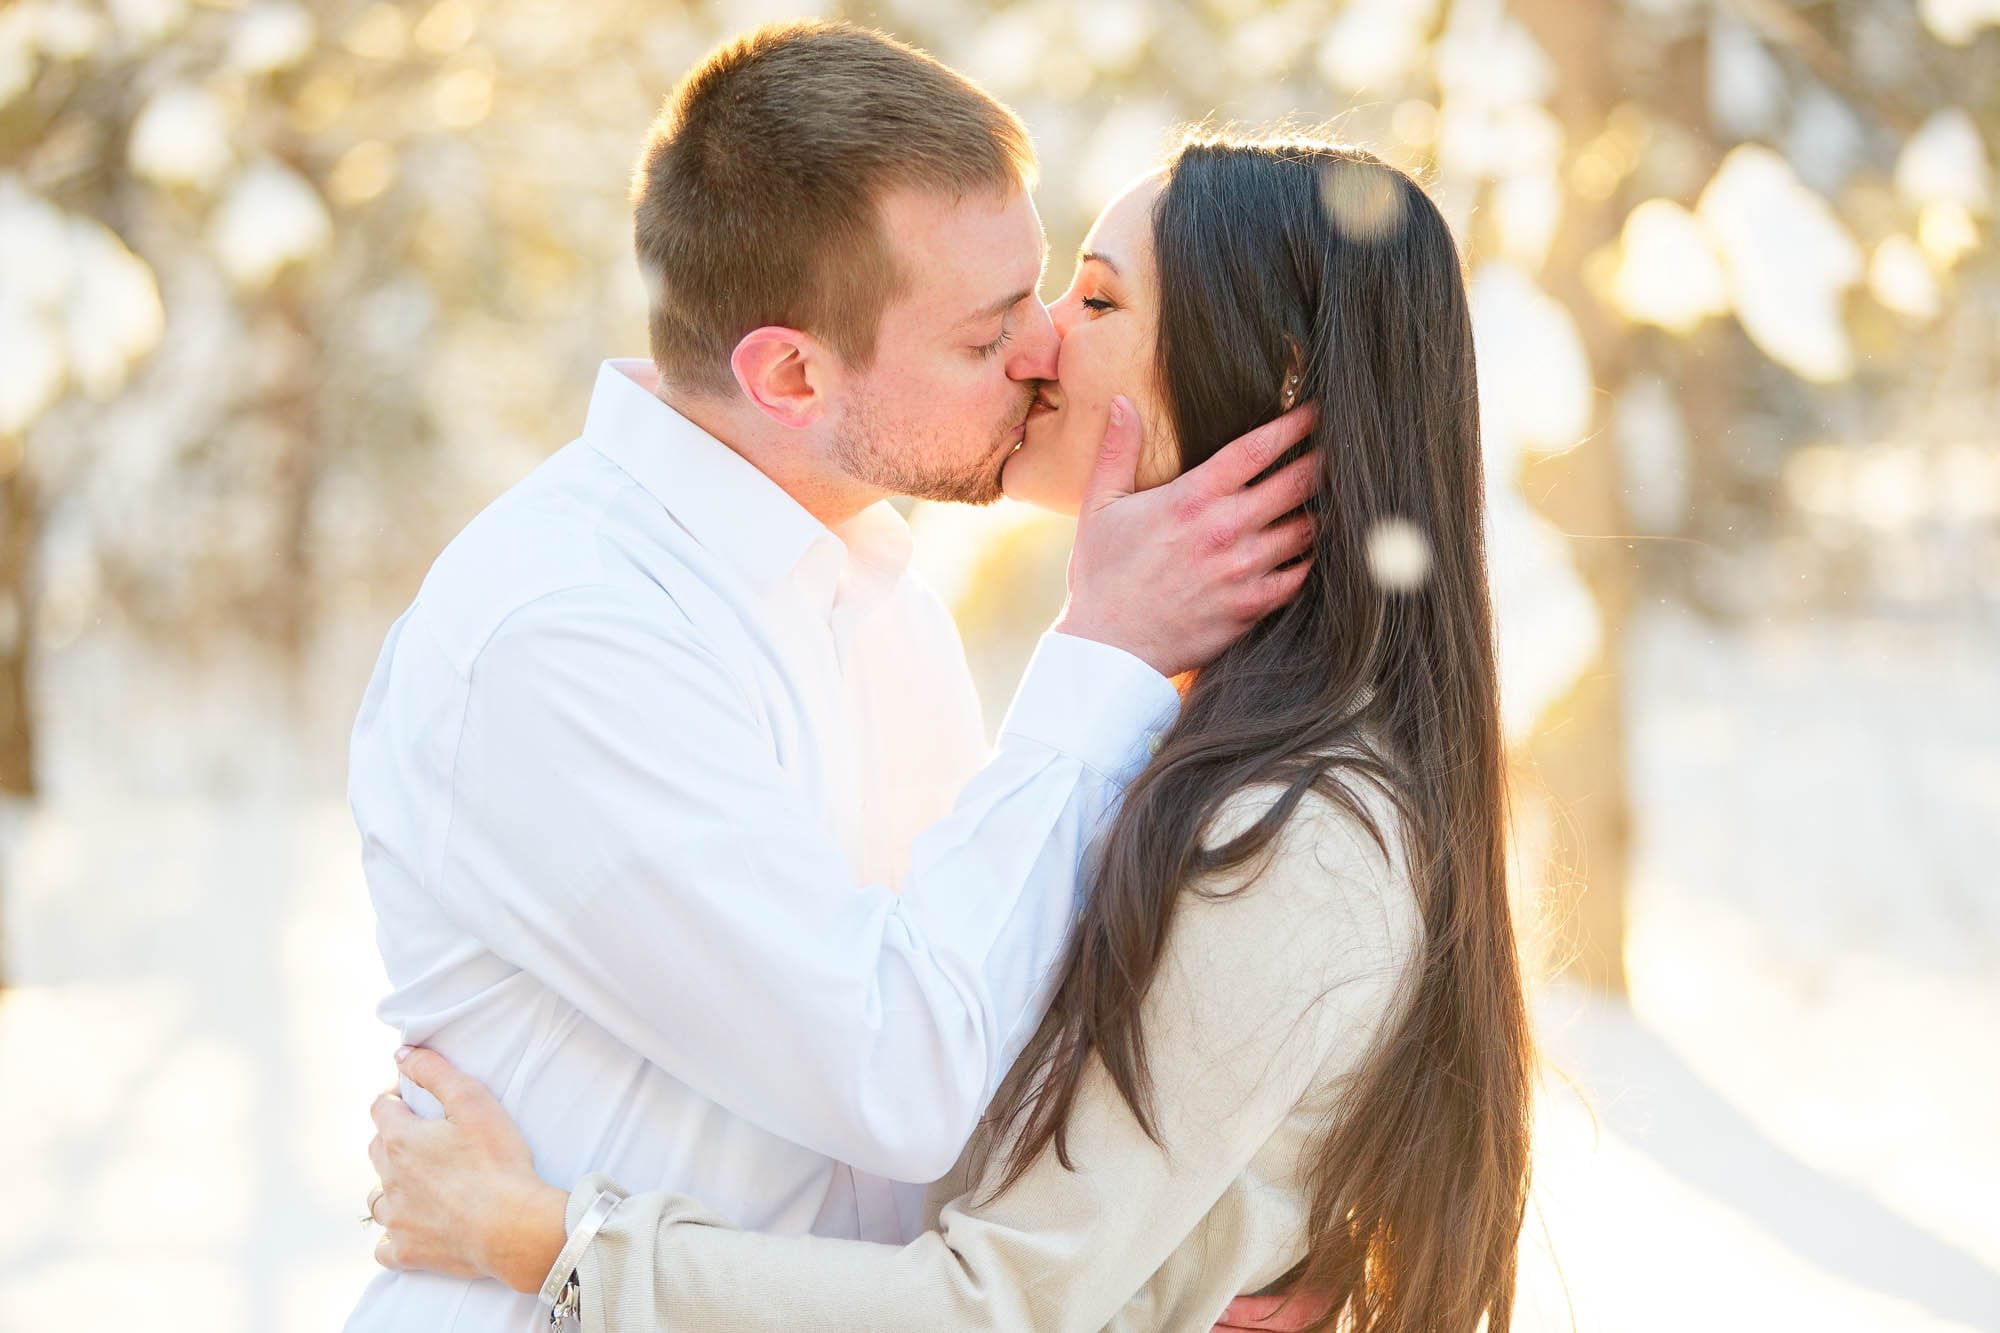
[484,1179,572,1295]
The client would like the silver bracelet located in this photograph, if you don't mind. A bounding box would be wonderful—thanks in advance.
[535,1182,631,1331]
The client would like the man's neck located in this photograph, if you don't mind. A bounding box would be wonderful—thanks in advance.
[659,385,884,530]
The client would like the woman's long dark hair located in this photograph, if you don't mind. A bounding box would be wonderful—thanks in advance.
[980,132,1533,1331]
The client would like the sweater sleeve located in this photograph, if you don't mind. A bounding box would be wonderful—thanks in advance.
[567,788,1421,1333]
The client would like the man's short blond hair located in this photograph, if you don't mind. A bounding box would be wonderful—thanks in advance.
[632,21,1038,394]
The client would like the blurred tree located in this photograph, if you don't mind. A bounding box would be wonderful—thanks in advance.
[1511,0,1638,992]
[0,0,1995,1000]
[885,0,1998,994]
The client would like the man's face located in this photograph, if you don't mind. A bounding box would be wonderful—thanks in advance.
[830,184,1059,505]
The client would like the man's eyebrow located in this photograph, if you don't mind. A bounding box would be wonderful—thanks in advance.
[958,286,1035,329]
[957,238,1049,329]
[1079,248,1122,276]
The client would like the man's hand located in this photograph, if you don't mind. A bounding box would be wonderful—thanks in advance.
[1054,395,1320,678]
[367,1046,568,1295]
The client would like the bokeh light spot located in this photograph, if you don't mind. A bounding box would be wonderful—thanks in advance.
[1367,517,1433,592]
[1320,159,1405,244]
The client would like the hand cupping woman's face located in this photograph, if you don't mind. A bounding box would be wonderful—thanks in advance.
[1001,171,1181,515]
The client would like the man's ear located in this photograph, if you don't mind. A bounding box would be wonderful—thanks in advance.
[730,326,831,428]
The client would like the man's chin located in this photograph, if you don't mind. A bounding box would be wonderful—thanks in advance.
[907,459,1007,507]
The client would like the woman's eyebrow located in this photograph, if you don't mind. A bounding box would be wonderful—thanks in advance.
[1078,248,1122,277]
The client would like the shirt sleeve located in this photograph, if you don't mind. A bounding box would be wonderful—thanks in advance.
[561,791,1422,1332]
[429,584,1178,1182]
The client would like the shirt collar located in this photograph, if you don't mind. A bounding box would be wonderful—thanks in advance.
[581,359,913,613]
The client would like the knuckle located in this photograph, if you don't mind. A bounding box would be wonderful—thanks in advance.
[1197,519,1236,560]
[1247,427,1282,470]
[1274,461,1313,502]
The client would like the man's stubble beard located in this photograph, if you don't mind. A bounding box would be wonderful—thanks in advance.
[831,383,1036,507]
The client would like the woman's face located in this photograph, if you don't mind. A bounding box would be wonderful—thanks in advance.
[1001,172,1180,514]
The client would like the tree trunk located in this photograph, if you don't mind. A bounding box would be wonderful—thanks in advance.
[1510,0,1638,994]
[0,457,37,992]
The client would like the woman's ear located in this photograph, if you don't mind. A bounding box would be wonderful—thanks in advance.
[730,326,830,429]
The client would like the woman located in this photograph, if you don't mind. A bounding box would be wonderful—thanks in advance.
[366,131,1535,1332]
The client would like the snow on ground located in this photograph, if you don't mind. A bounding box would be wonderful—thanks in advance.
[1519,607,2000,1332]
[0,604,1995,1331]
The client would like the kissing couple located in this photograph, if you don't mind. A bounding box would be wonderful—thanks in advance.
[348,19,1532,1333]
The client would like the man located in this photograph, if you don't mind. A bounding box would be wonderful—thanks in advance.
[346,21,1315,1330]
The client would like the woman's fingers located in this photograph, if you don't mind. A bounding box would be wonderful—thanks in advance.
[397,1045,501,1120]
[359,1045,548,1286]
[370,1087,413,1134]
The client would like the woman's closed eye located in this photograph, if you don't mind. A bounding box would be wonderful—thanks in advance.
[1080,296,1115,312]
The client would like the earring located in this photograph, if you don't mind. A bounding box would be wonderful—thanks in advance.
[1282,374,1300,409]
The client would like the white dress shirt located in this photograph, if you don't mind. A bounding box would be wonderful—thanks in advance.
[343,360,1179,1332]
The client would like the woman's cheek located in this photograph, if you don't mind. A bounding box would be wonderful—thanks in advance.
[1001,422,1091,515]
[1132,400,1181,490]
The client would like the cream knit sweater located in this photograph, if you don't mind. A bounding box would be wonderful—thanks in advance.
[564,782,1422,1332]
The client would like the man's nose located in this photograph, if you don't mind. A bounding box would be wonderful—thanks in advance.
[1008,299,1061,382]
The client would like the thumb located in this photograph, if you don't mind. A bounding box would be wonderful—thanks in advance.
[1082,395,1142,511]
[397,1045,493,1119]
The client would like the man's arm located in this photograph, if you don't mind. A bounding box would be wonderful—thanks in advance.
[431,587,1173,1182]
[423,397,1320,1182]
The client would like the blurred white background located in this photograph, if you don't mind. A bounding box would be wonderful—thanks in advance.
[2,0,1997,1327]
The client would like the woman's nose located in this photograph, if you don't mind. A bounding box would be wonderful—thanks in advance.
[1047,294,1078,341]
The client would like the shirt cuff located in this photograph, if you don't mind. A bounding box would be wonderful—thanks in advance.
[998,632,1181,786]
